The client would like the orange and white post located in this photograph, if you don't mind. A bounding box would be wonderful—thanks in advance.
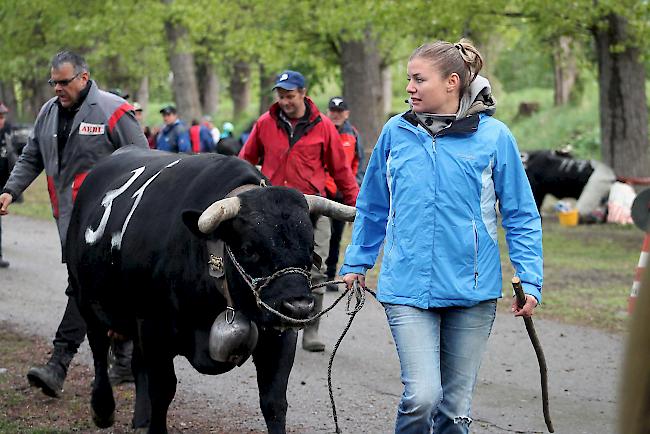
[629,233,650,314]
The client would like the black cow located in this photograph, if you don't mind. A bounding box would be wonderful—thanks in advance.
[66,147,355,433]
[521,149,594,210]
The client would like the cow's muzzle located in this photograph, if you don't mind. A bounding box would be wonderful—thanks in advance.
[281,297,314,319]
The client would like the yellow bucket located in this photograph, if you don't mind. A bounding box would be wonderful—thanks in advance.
[558,209,579,226]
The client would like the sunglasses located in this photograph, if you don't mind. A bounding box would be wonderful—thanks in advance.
[48,72,81,87]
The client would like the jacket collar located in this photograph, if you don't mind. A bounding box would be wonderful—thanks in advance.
[402,110,479,137]
[69,80,99,136]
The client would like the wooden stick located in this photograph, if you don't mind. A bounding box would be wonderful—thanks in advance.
[512,276,554,433]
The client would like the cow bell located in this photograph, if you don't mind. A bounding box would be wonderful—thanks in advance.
[208,308,258,366]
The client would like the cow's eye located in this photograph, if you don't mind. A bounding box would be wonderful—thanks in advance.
[241,245,259,262]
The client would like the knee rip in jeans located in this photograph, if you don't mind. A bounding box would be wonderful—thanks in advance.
[453,415,472,426]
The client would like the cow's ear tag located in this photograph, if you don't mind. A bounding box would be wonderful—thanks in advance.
[207,240,225,278]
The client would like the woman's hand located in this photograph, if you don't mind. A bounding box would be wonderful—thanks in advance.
[342,273,366,289]
[511,294,538,317]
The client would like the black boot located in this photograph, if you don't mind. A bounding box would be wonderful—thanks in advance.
[108,339,134,385]
[27,345,75,398]
[0,256,8,268]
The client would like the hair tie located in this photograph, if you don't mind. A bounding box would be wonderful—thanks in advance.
[454,43,476,85]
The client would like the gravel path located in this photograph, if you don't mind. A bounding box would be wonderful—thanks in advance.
[0,214,624,433]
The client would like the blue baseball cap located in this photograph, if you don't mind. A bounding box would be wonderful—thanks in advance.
[273,70,305,91]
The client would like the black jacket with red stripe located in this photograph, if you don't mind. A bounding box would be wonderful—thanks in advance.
[2,80,148,260]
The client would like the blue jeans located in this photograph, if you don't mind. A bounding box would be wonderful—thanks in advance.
[384,300,497,434]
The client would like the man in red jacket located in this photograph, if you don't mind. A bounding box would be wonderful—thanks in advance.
[239,70,358,352]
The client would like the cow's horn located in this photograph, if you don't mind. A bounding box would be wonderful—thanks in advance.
[198,197,241,233]
[305,195,356,222]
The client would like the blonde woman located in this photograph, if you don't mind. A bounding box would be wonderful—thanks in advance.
[341,40,543,433]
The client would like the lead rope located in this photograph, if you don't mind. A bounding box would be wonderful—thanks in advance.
[300,280,376,434]
[320,280,375,434]
[223,245,377,432]
[264,277,377,434]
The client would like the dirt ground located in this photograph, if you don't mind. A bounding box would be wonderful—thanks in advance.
[0,323,240,434]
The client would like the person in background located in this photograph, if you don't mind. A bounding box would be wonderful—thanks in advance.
[239,70,359,352]
[0,102,15,268]
[132,102,154,149]
[323,96,364,291]
[216,121,241,156]
[156,105,190,153]
[220,121,234,139]
[189,118,216,153]
[0,50,148,398]
[340,40,543,433]
[202,115,220,144]
[133,101,144,124]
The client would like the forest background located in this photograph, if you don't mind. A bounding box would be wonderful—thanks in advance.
[0,0,649,178]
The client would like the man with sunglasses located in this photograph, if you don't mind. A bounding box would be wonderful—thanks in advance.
[0,50,148,398]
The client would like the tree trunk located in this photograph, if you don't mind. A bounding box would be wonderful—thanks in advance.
[135,76,149,117]
[164,13,202,123]
[21,78,51,121]
[0,80,17,123]
[229,60,251,120]
[340,30,383,158]
[553,36,579,106]
[259,63,275,116]
[592,14,649,177]
[381,64,392,118]
[197,60,219,117]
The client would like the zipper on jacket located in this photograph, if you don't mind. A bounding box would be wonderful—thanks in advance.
[472,219,479,288]
[388,207,397,256]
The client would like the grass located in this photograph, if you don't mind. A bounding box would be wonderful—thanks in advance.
[8,174,52,220]
[500,221,639,332]
[501,83,602,159]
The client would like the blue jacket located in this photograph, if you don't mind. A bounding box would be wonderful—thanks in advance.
[157,120,191,153]
[340,111,543,308]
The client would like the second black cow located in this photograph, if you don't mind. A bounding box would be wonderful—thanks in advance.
[66,147,356,433]
[522,149,616,219]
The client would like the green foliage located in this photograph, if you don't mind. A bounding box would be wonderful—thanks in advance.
[0,0,647,160]
[502,81,602,158]
[0,0,168,91]
[493,31,554,92]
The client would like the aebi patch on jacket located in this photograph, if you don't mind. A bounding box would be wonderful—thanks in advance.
[340,112,543,308]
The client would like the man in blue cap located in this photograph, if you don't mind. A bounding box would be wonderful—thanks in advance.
[157,105,191,153]
[239,70,358,352]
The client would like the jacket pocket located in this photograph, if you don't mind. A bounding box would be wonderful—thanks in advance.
[472,219,479,289]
